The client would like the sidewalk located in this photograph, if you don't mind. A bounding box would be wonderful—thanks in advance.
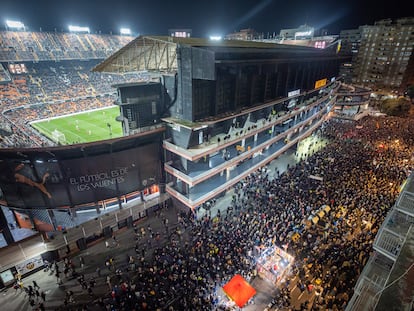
[0,204,181,311]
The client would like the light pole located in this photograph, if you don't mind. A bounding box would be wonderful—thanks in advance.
[107,123,112,138]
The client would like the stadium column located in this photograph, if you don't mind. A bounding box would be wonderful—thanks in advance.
[69,208,77,218]
[109,143,123,210]
[46,210,58,231]
[57,160,76,212]
[0,208,15,245]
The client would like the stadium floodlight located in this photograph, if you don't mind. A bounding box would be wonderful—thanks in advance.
[68,25,90,33]
[5,20,25,30]
[209,35,222,41]
[120,28,131,35]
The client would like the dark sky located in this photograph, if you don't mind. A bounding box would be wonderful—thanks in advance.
[1,0,411,37]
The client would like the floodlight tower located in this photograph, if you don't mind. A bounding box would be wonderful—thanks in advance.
[120,28,131,35]
[5,20,25,31]
[209,35,222,41]
[68,25,90,33]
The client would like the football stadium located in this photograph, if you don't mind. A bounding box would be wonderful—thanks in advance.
[0,18,413,311]
[30,106,122,144]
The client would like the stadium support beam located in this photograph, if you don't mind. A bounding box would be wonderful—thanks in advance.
[93,36,178,74]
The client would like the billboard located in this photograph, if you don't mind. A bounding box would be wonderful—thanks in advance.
[0,142,161,208]
[288,89,300,97]
[314,78,327,89]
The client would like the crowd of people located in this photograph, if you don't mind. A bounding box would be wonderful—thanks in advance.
[28,115,410,311]
[0,59,147,147]
[0,31,133,62]
[13,276,47,310]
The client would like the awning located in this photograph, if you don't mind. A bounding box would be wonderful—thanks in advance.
[222,274,256,308]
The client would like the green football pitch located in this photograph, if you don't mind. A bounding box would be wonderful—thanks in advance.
[30,106,123,145]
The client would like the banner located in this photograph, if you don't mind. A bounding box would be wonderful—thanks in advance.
[15,255,44,275]
[0,143,161,208]
[314,78,327,89]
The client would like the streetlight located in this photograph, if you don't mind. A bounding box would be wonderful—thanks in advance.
[107,123,112,138]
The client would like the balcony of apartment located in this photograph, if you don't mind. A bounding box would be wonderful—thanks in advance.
[395,176,414,217]
[373,226,405,261]
[166,103,332,208]
[346,174,414,311]
[345,253,394,311]
[373,175,414,261]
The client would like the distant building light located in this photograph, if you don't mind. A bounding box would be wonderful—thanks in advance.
[6,20,25,29]
[209,35,222,41]
[68,25,90,33]
[314,41,326,49]
[294,30,313,38]
[172,31,189,38]
[120,28,131,35]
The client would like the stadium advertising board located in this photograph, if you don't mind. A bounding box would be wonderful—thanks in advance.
[314,78,327,89]
[15,255,44,275]
[0,143,160,208]
[288,89,300,97]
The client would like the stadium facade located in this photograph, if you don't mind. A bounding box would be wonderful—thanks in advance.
[0,32,349,287]
[94,35,348,210]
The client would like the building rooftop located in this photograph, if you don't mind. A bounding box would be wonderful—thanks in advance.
[93,35,340,73]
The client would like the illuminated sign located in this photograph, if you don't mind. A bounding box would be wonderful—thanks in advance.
[6,20,25,29]
[15,255,44,275]
[314,78,327,89]
[120,28,131,35]
[8,63,27,74]
[288,89,300,97]
[294,30,313,37]
[314,41,326,49]
[68,25,90,33]
[173,31,189,38]
[209,36,222,41]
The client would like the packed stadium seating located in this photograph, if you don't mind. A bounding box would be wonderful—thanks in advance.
[0,31,133,61]
[0,30,149,148]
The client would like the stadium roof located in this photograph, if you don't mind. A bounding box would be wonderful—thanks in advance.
[93,35,339,74]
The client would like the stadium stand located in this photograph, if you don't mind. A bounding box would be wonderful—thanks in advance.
[0,63,11,83]
[0,31,133,61]
[0,30,148,147]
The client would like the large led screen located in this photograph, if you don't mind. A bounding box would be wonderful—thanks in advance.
[0,143,161,208]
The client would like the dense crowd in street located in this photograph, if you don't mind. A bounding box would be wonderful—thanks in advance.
[23,115,409,311]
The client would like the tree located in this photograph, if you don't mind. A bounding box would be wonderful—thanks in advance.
[379,97,411,117]
[406,85,414,103]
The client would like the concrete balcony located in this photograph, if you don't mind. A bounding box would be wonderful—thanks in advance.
[163,92,336,162]
[165,100,332,187]
[166,111,330,209]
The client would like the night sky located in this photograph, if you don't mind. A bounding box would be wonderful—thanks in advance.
[1,0,411,37]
